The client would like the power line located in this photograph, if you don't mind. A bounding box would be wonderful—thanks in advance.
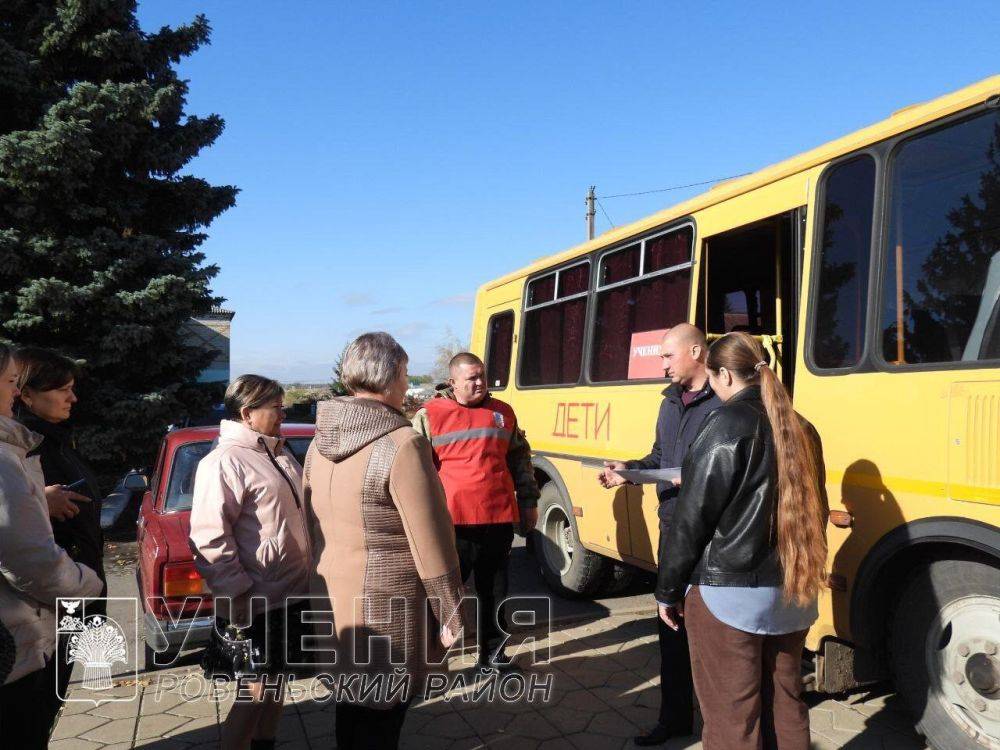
[598,171,752,200]
[594,197,615,229]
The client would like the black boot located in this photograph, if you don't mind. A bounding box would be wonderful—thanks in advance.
[478,646,518,673]
[634,723,690,746]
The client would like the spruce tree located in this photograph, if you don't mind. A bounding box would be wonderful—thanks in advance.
[0,1,237,481]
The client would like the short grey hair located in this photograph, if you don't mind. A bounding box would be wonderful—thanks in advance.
[341,332,408,395]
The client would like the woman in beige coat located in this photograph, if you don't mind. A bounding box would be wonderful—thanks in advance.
[307,332,465,750]
[189,374,312,750]
[0,344,103,748]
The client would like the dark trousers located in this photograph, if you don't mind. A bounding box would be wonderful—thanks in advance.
[454,523,514,656]
[335,700,410,749]
[0,656,62,749]
[656,613,694,732]
[686,586,810,750]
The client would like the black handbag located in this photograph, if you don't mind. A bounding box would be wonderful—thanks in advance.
[201,620,262,680]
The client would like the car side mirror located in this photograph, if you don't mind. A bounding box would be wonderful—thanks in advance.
[124,472,149,492]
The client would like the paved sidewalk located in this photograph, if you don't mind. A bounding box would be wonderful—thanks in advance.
[51,613,929,750]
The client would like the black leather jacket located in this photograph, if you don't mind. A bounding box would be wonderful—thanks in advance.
[655,385,781,605]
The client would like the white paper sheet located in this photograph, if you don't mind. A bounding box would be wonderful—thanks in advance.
[616,467,681,484]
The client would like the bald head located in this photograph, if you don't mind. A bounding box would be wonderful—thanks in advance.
[664,323,707,351]
[660,324,709,389]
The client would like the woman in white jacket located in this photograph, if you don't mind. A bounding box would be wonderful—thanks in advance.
[0,344,103,747]
[189,374,312,750]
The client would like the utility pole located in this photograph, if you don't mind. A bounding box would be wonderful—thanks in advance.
[586,185,596,240]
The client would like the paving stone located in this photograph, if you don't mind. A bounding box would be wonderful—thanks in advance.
[91,698,145,719]
[808,705,835,730]
[505,710,561,740]
[48,740,103,750]
[616,702,658,730]
[460,705,514,736]
[543,705,592,735]
[50,713,109,739]
[79,717,138,744]
[133,739,192,749]
[586,708,639,738]
[166,695,219,719]
[562,667,609,688]
[476,734,534,749]
[416,695,457,716]
[447,737,489,750]
[829,706,873,733]
[400,733,451,749]
[554,687,609,714]
[538,739,576,750]
[419,710,477,739]
[565,731,628,750]
[57,699,95,716]
[135,711,189,739]
[589,685,641,708]
[162,714,220,744]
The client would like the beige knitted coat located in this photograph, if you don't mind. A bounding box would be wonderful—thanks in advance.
[305,397,464,707]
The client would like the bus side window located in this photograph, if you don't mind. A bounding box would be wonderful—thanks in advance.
[879,109,1000,365]
[811,155,877,370]
[485,311,515,389]
[520,262,590,386]
[590,226,693,382]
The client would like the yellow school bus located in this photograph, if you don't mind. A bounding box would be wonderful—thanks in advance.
[470,76,1000,749]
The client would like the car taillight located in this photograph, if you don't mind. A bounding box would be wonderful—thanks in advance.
[162,562,207,598]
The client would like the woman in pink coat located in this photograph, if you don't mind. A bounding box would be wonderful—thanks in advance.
[189,374,312,750]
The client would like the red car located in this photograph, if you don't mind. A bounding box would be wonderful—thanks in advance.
[136,423,315,670]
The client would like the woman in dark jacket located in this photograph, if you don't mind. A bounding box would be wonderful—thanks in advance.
[15,347,107,700]
[656,332,828,750]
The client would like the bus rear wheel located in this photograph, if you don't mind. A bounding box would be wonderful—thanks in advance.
[890,558,1000,749]
[534,482,608,598]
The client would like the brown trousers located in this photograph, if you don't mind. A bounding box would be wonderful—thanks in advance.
[686,586,810,750]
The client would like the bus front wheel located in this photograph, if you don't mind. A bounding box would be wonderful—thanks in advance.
[534,482,608,598]
[890,558,1000,749]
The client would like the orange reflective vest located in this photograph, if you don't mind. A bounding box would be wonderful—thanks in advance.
[424,396,519,526]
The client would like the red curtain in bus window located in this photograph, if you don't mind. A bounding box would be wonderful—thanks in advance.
[527,299,585,385]
[646,228,692,272]
[591,286,632,381]
[591,269,691,382]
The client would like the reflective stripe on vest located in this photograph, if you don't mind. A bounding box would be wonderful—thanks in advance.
[425,397,519,526]
[430,427,512,447]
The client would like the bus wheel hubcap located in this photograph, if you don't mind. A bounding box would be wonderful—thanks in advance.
[931,596,1000,743]
[542,505,574,577]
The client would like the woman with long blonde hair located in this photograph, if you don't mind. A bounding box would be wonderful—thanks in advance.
[655,332,828,750]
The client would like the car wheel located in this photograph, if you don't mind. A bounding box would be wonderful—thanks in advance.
[890,558,1000,749]
[533,482,608,598]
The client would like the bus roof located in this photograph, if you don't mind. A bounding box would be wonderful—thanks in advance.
[483,74,1000,292]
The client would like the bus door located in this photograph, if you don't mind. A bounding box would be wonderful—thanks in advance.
[696,208,804,391]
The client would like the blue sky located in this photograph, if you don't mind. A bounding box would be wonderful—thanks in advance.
[136,1,1000,382]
